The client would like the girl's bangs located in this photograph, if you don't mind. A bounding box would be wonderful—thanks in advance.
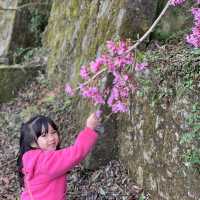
[32,118,49,137]
[31,116,58,138]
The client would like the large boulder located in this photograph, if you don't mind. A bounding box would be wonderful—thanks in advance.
[0,64,45,103]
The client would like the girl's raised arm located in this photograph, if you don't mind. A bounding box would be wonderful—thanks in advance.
[39,127,98,178]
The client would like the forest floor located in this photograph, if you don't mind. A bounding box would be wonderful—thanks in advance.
[0,72,147,200]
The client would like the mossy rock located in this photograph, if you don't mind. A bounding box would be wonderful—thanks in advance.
[0,64,45,103]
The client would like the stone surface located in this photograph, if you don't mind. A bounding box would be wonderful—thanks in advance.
[0,56,9,64]
[0,0,51,62]
[0,0,17,58]
[0,64,45,103]
[118,96,200,200]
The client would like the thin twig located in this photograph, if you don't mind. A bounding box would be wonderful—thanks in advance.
[74,67,107,91]
[125,1,171,53]
[0,2,49,11]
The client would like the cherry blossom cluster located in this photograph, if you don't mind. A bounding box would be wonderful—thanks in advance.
[169,0,200,6]
[186,7,200,47]
[170,0,200,47]
[169,0,186,6]
[65,40,148,114]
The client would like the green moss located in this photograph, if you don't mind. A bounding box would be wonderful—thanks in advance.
[98,17,113,38]
[89,2,99,18]
[0,65,43,103]
[69,0,80,18]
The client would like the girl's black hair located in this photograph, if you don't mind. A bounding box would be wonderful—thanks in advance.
[17,115,60,188]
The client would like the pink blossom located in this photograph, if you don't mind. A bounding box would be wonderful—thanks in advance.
[123,74,129,81]
[93,93,105,105]
[186,31,200,47]
[186,7,200,47]
[107,95,114,106]
[169,0,186,6]
[64,84,75,96]
[114,56,125,67]
[120,86,129,98]
[192,8,200,24]
[111,101,128,113]
[80,65,89,80]
[95,110,103,119]
[106,70,135,111]
[106,40,117,55]
[113,54,133,69]
[106,59,116,72]
[124,53,134,65]
[99,55,109,65]
[90,58,103,73]
[107,40,130,56]
[135,62,148,72]
[81,86,105,105]
[116,41,128,55]
[111,87,120,100]
[81,86,97,97]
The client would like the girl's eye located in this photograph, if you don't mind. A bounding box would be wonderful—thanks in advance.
[41,132,47,137]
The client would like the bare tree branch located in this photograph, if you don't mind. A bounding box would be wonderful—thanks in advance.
[126,0,171,53]
[0,2,49,11]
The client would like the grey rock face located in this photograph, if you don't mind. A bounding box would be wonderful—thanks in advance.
[0,0,18,57]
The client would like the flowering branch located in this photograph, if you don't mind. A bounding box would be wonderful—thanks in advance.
[65,0,200,118]
[65,0,173,107]
[65,40,148,115]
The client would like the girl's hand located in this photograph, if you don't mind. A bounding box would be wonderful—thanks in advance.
[86,113,100,130]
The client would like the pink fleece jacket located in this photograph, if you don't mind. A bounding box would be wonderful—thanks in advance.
[20,127,98,200]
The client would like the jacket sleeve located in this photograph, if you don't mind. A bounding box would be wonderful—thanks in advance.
[39,127,98,178]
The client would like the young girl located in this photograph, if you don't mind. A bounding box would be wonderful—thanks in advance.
[17,113,100,200]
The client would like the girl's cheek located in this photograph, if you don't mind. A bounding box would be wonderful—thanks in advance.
[57,136,60,144]
[56,134,59,141]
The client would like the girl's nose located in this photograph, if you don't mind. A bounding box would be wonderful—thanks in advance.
[48,134,55,141]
